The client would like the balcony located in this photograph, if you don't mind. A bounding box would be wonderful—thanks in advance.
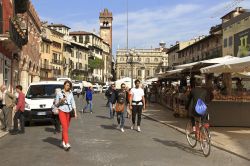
[51,59,63,65]
[40,63,53,70]
[0,18,28,49]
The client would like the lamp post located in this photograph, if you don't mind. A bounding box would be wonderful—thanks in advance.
[126,48,139,88]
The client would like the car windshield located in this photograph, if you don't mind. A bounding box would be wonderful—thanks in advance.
[73,86,80,89]
[26,84,64,99]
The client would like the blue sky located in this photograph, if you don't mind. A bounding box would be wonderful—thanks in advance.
[32,0,250,54]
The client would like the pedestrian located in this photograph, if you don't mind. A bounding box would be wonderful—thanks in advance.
[55,80,77,151]
[106,84,116,119]
[0,85,16,132]
[10,85,25,135]
[185,77,213,132]
[51,88,61,133]
[129,80,146,132]
[77,87,81,98]
[82,87,86,99]
[82,86,93,114]
[126,88,132,119]
[114,83,128,132]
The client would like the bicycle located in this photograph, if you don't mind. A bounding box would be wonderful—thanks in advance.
[185,113,211,157]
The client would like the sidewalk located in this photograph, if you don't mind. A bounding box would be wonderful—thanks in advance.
[143,102,250,161]
[0,130,8,138]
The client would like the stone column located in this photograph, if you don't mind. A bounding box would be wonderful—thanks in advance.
[222,73,232,95]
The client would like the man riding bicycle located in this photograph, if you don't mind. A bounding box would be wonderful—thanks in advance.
[185,77,213,132]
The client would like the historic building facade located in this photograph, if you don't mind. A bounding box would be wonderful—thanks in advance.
[0,0,29,90]
[176,26,222,65]
[116,43,168,81]
[221,7,250,57]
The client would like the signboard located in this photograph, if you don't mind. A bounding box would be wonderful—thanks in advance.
[234,28,250,57]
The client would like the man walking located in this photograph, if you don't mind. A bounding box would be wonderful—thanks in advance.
[10,85,25,135]
[83,86,93,114]
[106,84,116,119]
[115,83,128,132]
[129,80,146,132]
[0,85,16,132]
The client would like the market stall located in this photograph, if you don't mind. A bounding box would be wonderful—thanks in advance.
[200,56,250,127]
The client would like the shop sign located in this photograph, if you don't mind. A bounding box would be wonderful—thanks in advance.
[234,28,250,57]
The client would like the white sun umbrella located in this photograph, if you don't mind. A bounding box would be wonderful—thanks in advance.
[200,56,250,73]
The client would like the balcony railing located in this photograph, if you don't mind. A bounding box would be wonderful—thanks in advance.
[51,59,63,65]
[40,63,53,70]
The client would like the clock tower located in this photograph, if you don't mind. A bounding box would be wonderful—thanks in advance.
[99,8,113,51]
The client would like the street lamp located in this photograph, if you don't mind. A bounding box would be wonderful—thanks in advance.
[126,48,139,88]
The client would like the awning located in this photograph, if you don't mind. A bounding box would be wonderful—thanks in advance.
[200,56,250,73]
[175,56,239,70]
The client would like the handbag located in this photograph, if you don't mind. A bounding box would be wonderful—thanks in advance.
[115,103,125,112]
[69,109,75,118]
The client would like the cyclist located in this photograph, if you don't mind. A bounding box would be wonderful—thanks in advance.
[185,77,213,132]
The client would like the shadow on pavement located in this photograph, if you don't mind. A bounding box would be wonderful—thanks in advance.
[43,137,61,148]
[153,138,204,157]
[45,127,56,133]
[100,124,117,130]
[96,115,110,119]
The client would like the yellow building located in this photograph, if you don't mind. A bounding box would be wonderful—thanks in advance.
[222,7,250,57]
[40,25,53,80]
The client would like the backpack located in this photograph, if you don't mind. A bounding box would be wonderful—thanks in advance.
[117,90,126,104]
[195,98,207,116]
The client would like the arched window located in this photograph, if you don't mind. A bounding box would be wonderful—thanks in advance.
[72,36,77,42]
[79,36,83,43]
[146,58,150,63]
[154,58,158,62]
[121,70,124,76]
[138,70,141,76]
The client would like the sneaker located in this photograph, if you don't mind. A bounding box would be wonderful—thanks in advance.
[60,141,66,148]
[121,128,124,132]
[65,143,71,151]
[137,126,141,132]
[116,125,120,129]
[91,112,93,114]
[131,125,135,130]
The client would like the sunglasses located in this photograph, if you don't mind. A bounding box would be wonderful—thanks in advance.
[121,86,126,88]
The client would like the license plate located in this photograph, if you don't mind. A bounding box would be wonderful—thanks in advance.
[37,112,46,116]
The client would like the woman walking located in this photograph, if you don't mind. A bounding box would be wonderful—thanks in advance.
[56,80,77,151]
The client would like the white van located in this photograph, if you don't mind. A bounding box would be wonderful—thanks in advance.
[56,77,72,82]
[24,81,64,125]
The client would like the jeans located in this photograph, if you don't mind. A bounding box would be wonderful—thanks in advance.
[117,104,126,128]
[52,114,61,132]
[109,102,115,118]
[83,100,93,112]
[132,105,143,126]
[13,111,24,132]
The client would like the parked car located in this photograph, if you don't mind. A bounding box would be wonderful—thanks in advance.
[93,84,102,93]
[24,81,64,125]
[102,85,109,93]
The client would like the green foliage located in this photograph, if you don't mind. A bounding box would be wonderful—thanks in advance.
[89,58,104,70]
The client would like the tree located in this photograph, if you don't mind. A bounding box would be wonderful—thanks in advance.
[88,58,104,70]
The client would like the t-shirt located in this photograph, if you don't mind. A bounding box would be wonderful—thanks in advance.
[131,88,144,105]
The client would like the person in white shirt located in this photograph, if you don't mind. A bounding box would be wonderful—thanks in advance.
[129,79,146,132]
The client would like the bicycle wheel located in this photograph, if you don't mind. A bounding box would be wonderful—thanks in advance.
[185,120,197,148]
[200,126,211,157]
